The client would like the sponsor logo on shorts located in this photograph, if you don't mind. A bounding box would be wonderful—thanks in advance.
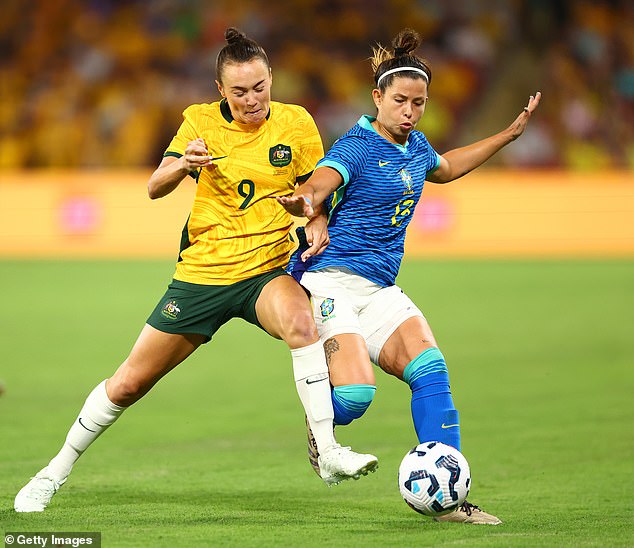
[319,298,335,322]
[161,300,181,320]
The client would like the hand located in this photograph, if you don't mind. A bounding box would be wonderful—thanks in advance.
[275,194,315,218]
[301,215,330,261]
[182,137,214,171]
[508,91,541,141]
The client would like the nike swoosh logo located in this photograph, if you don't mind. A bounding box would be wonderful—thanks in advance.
[306,376,328,385]
[441,423,460,429]
[78,417,96,432]
[378,161,390,167]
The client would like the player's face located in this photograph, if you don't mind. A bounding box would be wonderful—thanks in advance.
[216,59,272,124]
[372,77,428,145]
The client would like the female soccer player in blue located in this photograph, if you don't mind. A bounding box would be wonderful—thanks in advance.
[277,28,541,525]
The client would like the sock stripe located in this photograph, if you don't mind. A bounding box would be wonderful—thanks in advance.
[332,384,376,426]
[334,395,373,414]
[403,348,448,385]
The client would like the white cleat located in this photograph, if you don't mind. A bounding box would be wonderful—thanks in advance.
[318,445,378,486]
[14,467,66,512]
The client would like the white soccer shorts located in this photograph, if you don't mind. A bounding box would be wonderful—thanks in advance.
[300,267,425,364]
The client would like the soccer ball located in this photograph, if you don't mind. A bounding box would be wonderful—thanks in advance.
[398,441,470,516]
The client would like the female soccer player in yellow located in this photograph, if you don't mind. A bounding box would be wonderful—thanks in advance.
[14,28,377,513]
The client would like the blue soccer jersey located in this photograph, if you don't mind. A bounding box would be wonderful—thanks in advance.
[290,115,440,287]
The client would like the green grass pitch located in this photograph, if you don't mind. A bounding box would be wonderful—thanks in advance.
[1,259,632,547]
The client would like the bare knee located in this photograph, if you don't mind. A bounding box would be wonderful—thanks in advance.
[280,307,319,348]
[378,359,408,380]
[106,366,155,407]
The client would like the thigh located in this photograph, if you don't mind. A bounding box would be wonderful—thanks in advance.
[107,324,206,405]
[359,284,427,366]
[325,333,375,387]
[377,316,438,379]
[255,273,319,348]
[301,269,375,386]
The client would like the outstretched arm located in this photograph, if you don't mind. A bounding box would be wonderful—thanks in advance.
[427,92,541,184]
[276,166,343,261]
[276,166,344,218]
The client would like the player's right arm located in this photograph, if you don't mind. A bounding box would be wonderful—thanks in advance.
[276,166,343,218]
[148,138,213,199]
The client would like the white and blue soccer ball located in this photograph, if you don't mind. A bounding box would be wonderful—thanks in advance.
[398,441,471,516]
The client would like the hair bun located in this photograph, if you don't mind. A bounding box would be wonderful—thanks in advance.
[392,28,421,56]
[225,27,247,45]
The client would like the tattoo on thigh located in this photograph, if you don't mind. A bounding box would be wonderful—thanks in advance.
[324,338,340,365]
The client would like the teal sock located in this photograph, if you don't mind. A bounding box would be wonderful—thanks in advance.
[331,384,376,426]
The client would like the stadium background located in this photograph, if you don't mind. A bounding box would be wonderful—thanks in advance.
[1,1,633,546]
[0,0,632,258]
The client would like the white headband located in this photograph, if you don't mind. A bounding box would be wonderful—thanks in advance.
[377,66,429,86]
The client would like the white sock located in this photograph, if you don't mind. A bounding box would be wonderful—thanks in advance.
[291,341,337,454]
[46,380,126,482]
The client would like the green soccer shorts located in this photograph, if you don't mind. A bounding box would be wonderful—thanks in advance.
[147,268,288,342]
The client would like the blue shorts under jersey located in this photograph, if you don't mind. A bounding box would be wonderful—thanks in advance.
[290,115,440,287]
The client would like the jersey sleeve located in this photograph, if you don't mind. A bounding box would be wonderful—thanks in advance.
[295,108,325,182]
[317,135,369,185]
[419,133,442,174]
[164,105,200,158]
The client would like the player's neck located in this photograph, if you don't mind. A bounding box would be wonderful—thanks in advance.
[371,119,408,146]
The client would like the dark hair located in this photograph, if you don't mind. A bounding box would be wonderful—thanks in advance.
[371,28,432,91]
[215,27,270,83]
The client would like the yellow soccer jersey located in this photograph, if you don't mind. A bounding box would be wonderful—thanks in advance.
[164,99,324,285]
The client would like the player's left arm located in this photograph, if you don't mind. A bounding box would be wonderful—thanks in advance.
[427,92,541,184]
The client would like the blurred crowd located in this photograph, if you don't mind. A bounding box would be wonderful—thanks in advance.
[1,0,632,170]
